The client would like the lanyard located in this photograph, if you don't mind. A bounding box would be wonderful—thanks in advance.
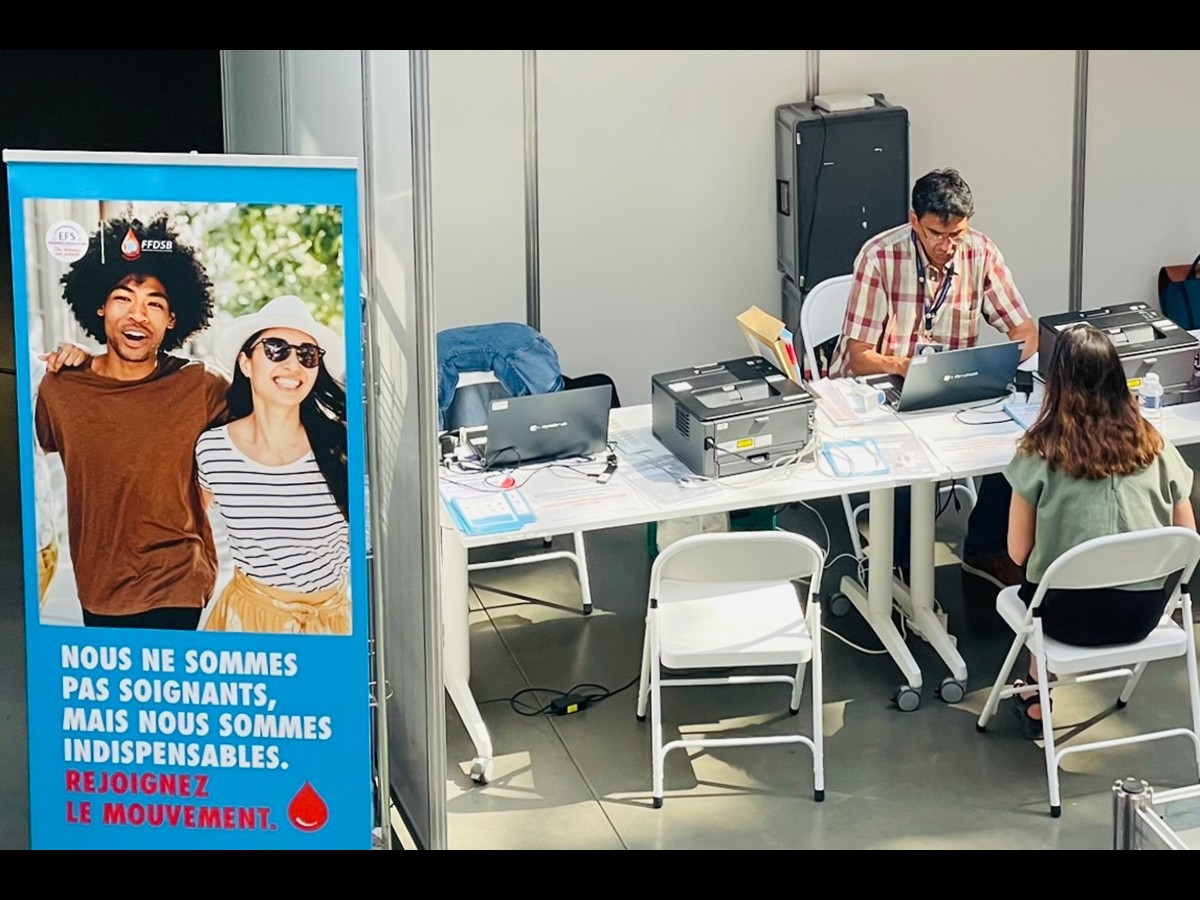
[912,230,955,335]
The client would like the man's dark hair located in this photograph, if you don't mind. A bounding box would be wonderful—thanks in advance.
[911,169,975,222]
[60,216,214,351]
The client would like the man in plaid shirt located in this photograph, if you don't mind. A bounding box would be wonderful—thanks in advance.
[830,168,1038,589]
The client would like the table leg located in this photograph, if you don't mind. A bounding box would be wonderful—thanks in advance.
[838,486,924,706]
[441,524,494,784]
[896,481,968,685]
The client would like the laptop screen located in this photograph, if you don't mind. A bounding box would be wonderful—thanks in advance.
[893,342,1022,413]
[482,385,612,468]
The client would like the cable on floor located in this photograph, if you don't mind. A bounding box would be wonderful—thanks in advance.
[821,625,890,655]
[481,676,641,718]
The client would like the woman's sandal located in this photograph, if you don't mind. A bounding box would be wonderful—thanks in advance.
[1009,678,1050,740]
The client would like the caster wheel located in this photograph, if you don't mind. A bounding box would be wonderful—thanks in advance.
[937,677,966,705]
[583,604,594,616]
[892,686,921,712]
[469,758,493,785]
[828,593,852,617]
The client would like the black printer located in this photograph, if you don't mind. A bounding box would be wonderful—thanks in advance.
[651,356,813,478]
[1038,302,1200,405]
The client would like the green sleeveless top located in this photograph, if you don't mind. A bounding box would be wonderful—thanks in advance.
[1004,440,1194,589]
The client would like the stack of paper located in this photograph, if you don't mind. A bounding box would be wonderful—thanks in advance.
[736,305,800,383]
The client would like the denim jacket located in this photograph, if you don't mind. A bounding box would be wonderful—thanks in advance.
[437,323,563,429]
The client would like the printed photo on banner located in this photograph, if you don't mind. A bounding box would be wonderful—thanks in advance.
[26,200,350,635]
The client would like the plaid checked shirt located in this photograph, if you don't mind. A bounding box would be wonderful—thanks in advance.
[828,224,1030,378]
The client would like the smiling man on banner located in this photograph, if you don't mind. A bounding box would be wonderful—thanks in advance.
[35,216,228,630]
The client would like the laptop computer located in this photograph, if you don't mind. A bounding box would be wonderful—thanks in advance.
[479,385,613,469]
[873,341,1023,413]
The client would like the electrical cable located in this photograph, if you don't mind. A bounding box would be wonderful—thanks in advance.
[799,109,832,373]
[952,387,1018,425]
[480,676,640,718]
[799,107,829,294]
[682,436,817,490]
[820,625,890,655]
[467,584,639,718]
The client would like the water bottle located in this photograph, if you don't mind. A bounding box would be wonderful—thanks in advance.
[1139,372,1164,420]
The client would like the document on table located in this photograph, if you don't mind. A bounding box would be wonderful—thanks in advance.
[925,432,1021,468]
[609,422,724,505]
[519,472,649,530]
[816,432,940,480]
[440,465,649,533]
[873,433,941,479]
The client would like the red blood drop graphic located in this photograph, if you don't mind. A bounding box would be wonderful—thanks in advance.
[120,227,141,260]
[287,781,329,833]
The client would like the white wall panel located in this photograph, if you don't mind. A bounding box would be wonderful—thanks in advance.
[1082,50,1200,309]
[283,50,363,158]
[361,50,446,852]
[221,50,284,154]
[537,50,809,403]
[821,50,1076,330]
[428,50,526,331]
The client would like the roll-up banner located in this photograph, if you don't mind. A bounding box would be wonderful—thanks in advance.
[5,151,371,849]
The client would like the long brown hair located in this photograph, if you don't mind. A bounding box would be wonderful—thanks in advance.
[1020,324,1162,479]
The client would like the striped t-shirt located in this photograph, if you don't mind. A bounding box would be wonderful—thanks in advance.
[195,425,348,592]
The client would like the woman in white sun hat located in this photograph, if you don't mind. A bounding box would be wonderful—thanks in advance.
[194,295,350,635]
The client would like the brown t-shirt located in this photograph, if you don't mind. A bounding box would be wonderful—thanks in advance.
[35,355,229,616]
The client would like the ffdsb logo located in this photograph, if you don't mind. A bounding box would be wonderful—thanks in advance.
[120,228,175,260]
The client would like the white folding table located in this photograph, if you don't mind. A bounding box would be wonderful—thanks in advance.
[439,404,963,783]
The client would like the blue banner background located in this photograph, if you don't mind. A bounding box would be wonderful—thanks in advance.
[7,157,372,850]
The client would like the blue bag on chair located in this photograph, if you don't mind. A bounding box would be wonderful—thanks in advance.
[1159,255,1200,330]
[436,323,564,430]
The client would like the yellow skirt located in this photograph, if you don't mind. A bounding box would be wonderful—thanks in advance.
[38,537,59,608]
[205,568,351,635]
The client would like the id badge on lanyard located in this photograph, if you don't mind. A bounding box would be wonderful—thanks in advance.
[913,230,955,346]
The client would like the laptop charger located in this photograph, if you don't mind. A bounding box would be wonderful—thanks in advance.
[550,694,592,716]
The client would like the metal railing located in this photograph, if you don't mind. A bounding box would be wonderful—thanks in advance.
[1113,778,1200,850]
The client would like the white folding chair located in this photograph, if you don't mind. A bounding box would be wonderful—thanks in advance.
[798,274,976,563]
[635,530,825,807]
[976,527,1200,818]
[799,276,871,558]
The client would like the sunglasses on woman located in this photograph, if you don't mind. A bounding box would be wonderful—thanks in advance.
[249,336,326,369]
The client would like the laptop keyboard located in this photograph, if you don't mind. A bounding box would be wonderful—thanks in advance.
[882,385,902,409]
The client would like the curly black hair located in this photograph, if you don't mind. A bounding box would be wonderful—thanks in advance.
[59,216,215,351]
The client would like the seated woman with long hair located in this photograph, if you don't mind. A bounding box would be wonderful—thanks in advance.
[195,295,350,635]
[1005,324,1196,735]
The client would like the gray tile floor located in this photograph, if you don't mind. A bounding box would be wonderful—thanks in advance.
[446,496,1200,850]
